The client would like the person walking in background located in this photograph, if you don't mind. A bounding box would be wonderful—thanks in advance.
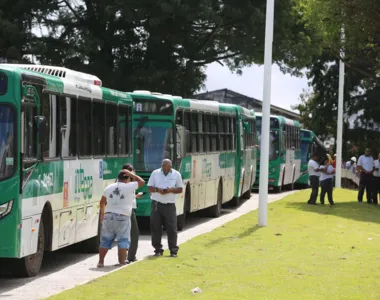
[148,159,183,257]
[122,163,142,263]
[357,148,375,203]
[319,156,335,205]
[98,170,145,268]
[307,153,322,205]
[372,153,380,205]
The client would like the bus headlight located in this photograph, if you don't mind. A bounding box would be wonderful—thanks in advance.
[0,200,13,220]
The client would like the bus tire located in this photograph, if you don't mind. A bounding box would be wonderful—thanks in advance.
[242,173,253,199]
[177,187,190,231]
[81,214,101,253]
[274,185,282,193]
[14,219,45,278]
[209,181,222,218]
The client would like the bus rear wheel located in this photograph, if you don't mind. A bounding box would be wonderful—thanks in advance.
[208,182,222,218]
[14,219,45,277]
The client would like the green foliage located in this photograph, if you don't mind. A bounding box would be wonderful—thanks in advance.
[2,0,320,96]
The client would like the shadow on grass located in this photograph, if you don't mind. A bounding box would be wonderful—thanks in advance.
[206,225,261,246]
[286,200,380,224]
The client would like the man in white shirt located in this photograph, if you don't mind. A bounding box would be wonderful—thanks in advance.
[122,163,142,263]
[357,148,375,203]
[307,153,322,205]
[98,170,145,268]
[372,153,380,205]
[148,159,184,257]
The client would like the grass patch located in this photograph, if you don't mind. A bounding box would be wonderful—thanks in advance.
[49,189,380,300]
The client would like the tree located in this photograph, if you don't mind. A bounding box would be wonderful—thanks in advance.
[29,0,321,96]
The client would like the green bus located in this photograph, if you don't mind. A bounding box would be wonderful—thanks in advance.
[295,129,327,188]
[0,64,133,277]
[130,91,257,230]
[254,113,301,192]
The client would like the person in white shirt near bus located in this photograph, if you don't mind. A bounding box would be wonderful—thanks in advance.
[319,156,335,205]
[98,169,145,268]
[372,153,380,205]
[307,152,323,205]
[357,148,375,203]
[147,159,184,257]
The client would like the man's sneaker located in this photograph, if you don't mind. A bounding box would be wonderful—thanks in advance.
[154,252,163,257]
[170,253,178,258]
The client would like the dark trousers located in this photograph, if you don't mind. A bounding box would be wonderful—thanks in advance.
[127,209,139,261]
[320,178,334,204]
[358,173,373,203]
[372,176,380,204]
[308,176,319,204]
[150,200,179,255]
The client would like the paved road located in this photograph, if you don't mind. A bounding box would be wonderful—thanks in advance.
[0,191,296,300]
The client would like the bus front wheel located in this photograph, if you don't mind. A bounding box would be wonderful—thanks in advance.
[177,188,190,231]
[14,219,45,277]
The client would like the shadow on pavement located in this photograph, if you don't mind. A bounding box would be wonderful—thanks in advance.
[286,200,380,225]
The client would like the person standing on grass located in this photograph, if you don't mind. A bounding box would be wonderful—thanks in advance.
[372,153,380,205]
[147,159,183,257]
[98,170,145,268]
[121,163,142,263]
[319,157,335,205]
[357,148,375,204]
[307,153,322,205]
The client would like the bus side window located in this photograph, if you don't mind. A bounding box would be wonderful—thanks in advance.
[184,111,191,154]
[106,102,117,155]
[204,114,210,152]
[92,101,105,156]
[118,105,131,156]
[23,103,38,160]
[40,92,60,159]
[197,113,203,153]
[176,110,183,126]
[77,97,92,157]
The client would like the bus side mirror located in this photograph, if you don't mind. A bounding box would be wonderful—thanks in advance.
[34,116,48,144]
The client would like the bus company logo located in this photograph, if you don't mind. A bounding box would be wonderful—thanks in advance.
[202,159,212,178]
[74,165,93,200]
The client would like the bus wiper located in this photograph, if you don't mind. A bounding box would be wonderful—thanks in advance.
[134,116,148,138]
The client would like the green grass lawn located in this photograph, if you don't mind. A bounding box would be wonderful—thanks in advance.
[49,189,380,300]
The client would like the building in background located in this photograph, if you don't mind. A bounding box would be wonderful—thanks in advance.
[193,89,300,121]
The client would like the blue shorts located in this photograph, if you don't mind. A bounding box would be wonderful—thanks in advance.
[99,213,131,249]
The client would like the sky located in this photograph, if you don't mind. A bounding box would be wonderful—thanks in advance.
[202,62,310,112]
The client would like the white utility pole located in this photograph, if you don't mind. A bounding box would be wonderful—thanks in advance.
[258,0,275,227]
[335,26,345,188]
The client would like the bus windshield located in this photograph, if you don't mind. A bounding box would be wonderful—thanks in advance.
[0,106,15,180]
[134,121,174,171]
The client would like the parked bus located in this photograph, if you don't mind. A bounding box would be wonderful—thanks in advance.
[130,91,256,230]
[254,113,301,192]
[0,64,133,277]
[295,129,327,188]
